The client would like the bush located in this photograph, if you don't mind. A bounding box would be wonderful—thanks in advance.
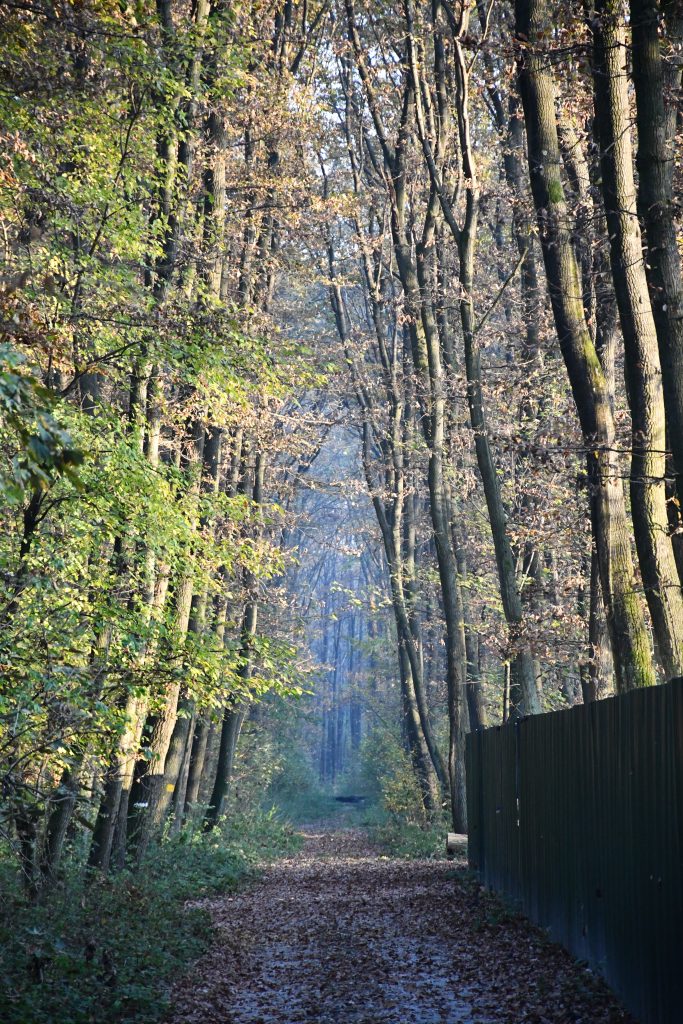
[370,819,450,859]
[358,727,427,825]
[0,810,300,1024]
[356,726,450,859]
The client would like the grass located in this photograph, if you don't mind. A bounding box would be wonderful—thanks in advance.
[265,770,456,862]
[0,809,300,1024]
[369,818,452,859]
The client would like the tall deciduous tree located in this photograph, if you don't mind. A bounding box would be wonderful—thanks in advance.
[514,0,656,691]
[589,0,683,679]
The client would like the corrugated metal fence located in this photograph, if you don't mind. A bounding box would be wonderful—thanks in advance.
[466,677,683,1024]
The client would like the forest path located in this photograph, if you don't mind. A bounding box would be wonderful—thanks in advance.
[167,827,632,1024]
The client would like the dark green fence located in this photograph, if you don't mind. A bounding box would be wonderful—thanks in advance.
[466,677,683,1024]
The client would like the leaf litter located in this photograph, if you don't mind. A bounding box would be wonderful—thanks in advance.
[166,827,635,1024]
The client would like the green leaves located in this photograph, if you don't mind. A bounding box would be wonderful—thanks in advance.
[0,343,82,501]
[0,811,299,1024]
[0,0,328,891]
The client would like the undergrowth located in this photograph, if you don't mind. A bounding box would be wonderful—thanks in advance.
[0,809,300,1024]
[369,817,451,859]
[353,726,453,859]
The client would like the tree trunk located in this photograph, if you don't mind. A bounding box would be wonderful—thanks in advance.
[591,0,683,679]
[205,705,248,825]
[148,426,223,830]
[631,0,683,511]
[409,0,539,718]
[582,546,615,702]
[395,202,469,829]
[183,711,212,814]
[129,421,205,858]
[398,642,438,816]
[204,450,265,828]
[197,721,221,807]
[515,0,656,691]
[327,246,446,805]
[453,527,487,731]
[39,770,79,888]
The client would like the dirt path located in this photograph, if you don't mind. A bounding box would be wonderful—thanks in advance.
[168,828,633,1024]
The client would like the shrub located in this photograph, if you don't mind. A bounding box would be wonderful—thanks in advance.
[0,810,299,1024]
[358,726,427,825]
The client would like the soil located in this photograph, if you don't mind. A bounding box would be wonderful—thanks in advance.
[167,827,635,1024]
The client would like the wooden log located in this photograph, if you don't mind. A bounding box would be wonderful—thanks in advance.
[446,832,461,858]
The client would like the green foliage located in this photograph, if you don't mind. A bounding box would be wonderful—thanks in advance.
[354,726,449,859]
[0,810,300,1024]
[0,0,312,858]
[547,177,564,205]
[369,816,450,860]
[0,0,325,910]
[358,727,427,826]
[0,343,82,501]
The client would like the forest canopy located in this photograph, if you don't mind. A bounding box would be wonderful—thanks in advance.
[1,0,682,904]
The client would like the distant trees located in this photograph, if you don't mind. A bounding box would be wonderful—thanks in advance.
[1,0,682,864]
[321,0,683,825]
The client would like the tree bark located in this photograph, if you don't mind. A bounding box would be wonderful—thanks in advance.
[204,450,265,828]
[591,0,683,679]
[129,420,205,858]
[183,711,212,814]
[631,0,683,511]
[515,0,656,691]
[148,425,223,830]
[408,0,540,718]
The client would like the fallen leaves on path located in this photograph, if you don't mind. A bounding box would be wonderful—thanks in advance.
[167,828,634,1024]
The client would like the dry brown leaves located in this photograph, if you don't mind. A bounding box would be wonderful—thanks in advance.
[166,828,634,1024]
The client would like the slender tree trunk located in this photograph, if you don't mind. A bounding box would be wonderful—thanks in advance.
[129,421,205,858]
[409,0,539,717]
[183,712,211,813]
[394,198,469,828]
[398,642,437,816]
[319,616,331,784]
[149,426,223,829]
[582,546,615,702]
[89,576,169,871]
[205,705,248,825]
[327,247,447,803]
[631,0,683,509]
[453,532,487,731]
[403,244,468,827]
[591,0,683,679]
[402,429,449,795]
[39,770,79,887]
[515,0,656,691]
[204,451,265,828]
